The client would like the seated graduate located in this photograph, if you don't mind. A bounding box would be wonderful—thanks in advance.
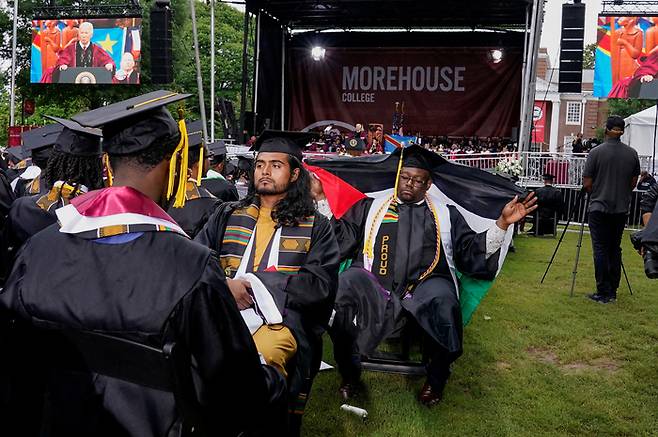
[201,139,240,202]
[527,173,564,236]
[312,148,536,406]
[167,119,221,238]
[0,90,287,436]
[6,116,104,249]
[195,131,340,433]
[13,124,60,197]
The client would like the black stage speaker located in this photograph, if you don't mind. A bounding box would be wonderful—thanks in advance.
[150,0,173,84]
[558,2,586,93]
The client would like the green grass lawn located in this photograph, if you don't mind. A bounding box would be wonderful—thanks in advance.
[302,230,658,436]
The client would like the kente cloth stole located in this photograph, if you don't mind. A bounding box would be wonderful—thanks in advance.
[185,180,202,201]
[372,201,399,292]
[36,182,85,212]
[220,204,314,278]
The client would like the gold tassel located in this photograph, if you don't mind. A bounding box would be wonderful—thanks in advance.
[167,109,189,208]
[393,145,405,200]
[196,146,204,185]
[103,153,113,187]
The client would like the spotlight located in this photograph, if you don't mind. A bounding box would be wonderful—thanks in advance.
[489,48,504,64]
[311,46,326,61]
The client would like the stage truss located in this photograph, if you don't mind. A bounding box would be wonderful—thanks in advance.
[33,3,142,19]
[601,1,658,16]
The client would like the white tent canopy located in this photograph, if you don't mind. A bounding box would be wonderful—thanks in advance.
[622,105,658,157]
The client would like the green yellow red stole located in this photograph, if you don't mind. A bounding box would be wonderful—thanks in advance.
[219,203,315,278]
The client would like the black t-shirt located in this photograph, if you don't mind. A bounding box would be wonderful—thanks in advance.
[583,138,640,214]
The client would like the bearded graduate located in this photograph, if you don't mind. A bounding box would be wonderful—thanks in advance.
[311,147,537,406]
[0,91,287,436]
[167,120,221,238]
[195,131,340,434]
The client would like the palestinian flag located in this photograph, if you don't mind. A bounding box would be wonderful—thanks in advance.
[306,145,525,324]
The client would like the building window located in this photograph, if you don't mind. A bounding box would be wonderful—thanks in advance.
[565,101,582,125]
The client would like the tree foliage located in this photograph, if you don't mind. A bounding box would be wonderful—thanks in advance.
[607,98,656,119]
[1,0,252,143]
[583,43,596,70]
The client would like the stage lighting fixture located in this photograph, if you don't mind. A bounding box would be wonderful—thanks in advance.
[311,46,326,61]
[489,49,504,64]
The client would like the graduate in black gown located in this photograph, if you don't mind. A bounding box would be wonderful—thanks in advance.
[201,139,240,201]
[527,173,564,236]
[14,124,61,197]
[195,133,339,435]
[313,149,536,406]
[167,120,221,238]
[0,90,287,436]
[6,116,104,250]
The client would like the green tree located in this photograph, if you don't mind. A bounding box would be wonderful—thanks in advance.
[607,98,655,119]
[583,42,596,70]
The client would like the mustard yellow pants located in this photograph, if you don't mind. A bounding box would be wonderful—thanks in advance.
[252,324,297,378]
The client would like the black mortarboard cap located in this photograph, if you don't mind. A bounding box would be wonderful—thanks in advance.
[186,120,204,148]
[6,147,25,164]
[45,116,103,157]
[542,172,554,181]
[252,130,315,161]
[402,147,432,172]
[71,90,191,155]
[207,140,227,156]
[21,124,62,154]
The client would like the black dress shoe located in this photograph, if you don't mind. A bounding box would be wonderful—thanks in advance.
[338,379,360,401]
[587,293,616,304]
[418,382,444,407]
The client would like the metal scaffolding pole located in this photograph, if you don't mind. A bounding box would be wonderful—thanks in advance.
[280,29,285,130]
[252,11,261,135]
[189,0,208,141]
[210,0,215,142]
[239,10,250,141]
[9,0,18,127]
[520,0,543,152]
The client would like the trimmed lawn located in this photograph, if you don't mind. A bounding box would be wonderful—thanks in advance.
[302,230,658,436]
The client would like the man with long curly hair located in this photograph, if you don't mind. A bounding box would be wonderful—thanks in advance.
[196,133,340,435]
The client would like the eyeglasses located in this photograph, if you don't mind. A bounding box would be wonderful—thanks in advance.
[399,174,427,187]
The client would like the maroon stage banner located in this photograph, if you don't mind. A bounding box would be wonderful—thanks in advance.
[289,47,522,137]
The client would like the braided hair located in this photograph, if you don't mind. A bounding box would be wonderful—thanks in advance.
[44,150,104,190]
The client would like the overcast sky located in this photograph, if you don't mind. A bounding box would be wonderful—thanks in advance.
[541,0,603,68]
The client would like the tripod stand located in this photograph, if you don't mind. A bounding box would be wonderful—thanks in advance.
[540,188,633,297]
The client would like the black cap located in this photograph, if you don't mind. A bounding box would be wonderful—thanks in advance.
[606,115,625,131]
[45,116,103,157]
[6,147,25,164]
[394,144,443,173]
[207,140,227,156]
[542,172,554,181]
[21,124,63,154]
[186,119,204,147]
[71,90,192,155]
[252,130,315,161]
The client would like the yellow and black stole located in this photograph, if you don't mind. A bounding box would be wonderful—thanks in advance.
[372,201,399,292]
[219,203,315,278]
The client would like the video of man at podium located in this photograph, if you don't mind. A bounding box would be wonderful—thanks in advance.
[31,17,142,85]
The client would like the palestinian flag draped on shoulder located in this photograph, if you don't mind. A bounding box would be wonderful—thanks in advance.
[305,145,526,325]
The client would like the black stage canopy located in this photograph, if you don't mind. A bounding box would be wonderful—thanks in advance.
[246,0,532,30]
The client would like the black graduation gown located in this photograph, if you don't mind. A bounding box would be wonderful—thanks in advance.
[6,195,59,247]
[0,169,16,285]
[332,198,500,356]
[195,202,340,427]
[167,184,220,238]
[532,185,563,235]
[201,177,239,202]
[0,226,286,437]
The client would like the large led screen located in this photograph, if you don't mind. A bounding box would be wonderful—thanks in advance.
[31,17,142,85]
[594,15,658,99]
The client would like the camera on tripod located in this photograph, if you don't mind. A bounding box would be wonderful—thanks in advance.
[630,232,658,279]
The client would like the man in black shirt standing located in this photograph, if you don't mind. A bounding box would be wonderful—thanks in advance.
[583,116,641,303]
